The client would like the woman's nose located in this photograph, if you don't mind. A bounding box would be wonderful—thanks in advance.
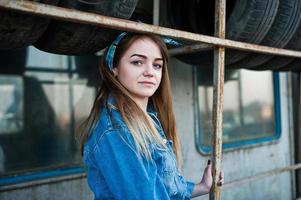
[143,63,154,76]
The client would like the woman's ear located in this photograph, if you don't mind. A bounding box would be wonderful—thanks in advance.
[112,67,118,77]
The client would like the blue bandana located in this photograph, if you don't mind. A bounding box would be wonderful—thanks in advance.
[105,32,182,72]
[105,32,127,71]
[162,37,182,47]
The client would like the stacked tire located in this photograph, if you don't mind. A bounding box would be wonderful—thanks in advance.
[35,0,138,55]
[0,0,59,75]
[0,0,59,50]
[0,0,138,55]
[160,0,301,72]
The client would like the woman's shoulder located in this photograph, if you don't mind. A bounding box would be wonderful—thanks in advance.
[84,105,130,152]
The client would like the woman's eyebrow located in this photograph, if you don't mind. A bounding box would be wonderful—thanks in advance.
[130,54,147,59]
[130,54,163,61]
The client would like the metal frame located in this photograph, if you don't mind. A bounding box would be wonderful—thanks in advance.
[1,0,301,199]
[2,1,301,58]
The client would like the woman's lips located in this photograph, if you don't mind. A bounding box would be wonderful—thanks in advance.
[138,81,155,86]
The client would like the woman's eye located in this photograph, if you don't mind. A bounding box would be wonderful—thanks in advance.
[131,60,143,66]
[153,63,163,69]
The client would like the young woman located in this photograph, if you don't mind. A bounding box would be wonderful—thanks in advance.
[80,32,224,199]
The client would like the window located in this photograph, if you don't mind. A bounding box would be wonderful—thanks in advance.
[195,68,281,153]
[0,47,100,184]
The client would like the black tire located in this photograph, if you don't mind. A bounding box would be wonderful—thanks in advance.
[226,0,279,65]
[160,0,279,66]
[0,0,59,50]
[197,67,238,86]
[130,7,153,24]
[160,0,194,33]
[35,0,138,55]
[279,59,301,72]
[258,12,301,71]
[229,0,301,70]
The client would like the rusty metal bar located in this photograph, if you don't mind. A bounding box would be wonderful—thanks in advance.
[224,163,301,188]
[210,0,225,199]
[2,1,301,58]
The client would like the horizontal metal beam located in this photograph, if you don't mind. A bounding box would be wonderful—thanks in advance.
[224,163,301,188]
[1,0,301,58]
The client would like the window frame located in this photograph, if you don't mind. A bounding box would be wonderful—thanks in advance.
[0,48,97,187]
[194,68,282,154]
[0,166,85,187]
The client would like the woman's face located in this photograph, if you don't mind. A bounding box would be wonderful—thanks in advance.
[113,37,163,103]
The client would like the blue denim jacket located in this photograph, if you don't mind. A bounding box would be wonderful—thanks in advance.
[83,98,195,200]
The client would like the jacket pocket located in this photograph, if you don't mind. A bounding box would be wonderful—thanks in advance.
[152,143,176,173]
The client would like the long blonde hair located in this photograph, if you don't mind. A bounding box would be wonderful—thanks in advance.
[79,33,182,167]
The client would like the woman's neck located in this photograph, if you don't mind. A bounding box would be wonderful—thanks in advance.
[131,96,149,112]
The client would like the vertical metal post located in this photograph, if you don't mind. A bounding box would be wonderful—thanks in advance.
[297,73,301,197]
[238,71,245,126]
[210,0,226,199]
[153,0,160,25]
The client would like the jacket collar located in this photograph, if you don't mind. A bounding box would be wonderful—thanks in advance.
[107,94,158,116]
